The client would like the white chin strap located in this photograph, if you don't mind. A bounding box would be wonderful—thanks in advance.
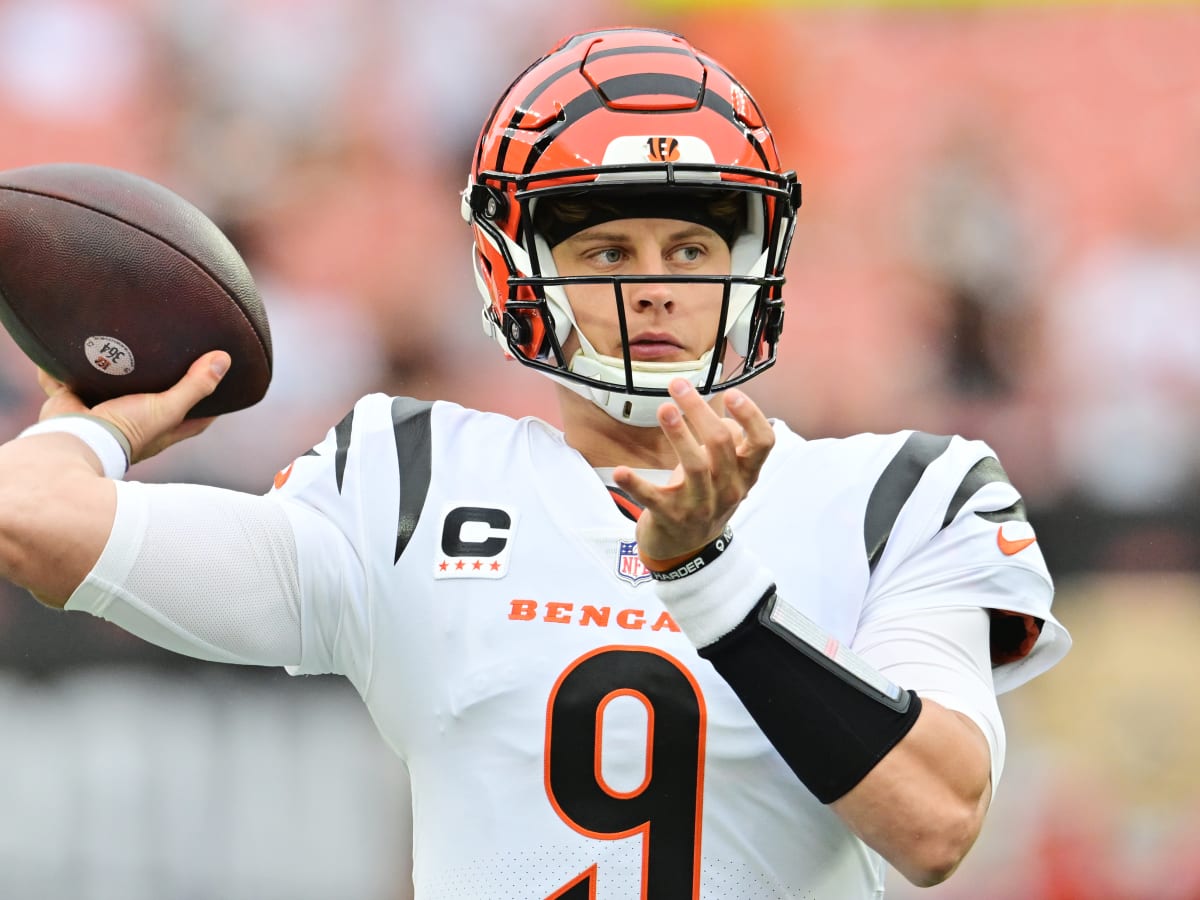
[565,350,722,427]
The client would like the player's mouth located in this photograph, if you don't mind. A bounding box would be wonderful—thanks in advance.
[628,333,684,361]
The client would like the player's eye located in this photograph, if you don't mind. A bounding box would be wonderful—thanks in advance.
[673,245,705,264]
[591,247,625,266]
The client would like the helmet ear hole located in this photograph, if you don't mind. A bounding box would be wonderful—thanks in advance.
[466,182,510,223]
[503,311,534,348]
[483,190,508,223]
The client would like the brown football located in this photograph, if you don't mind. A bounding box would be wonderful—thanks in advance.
[0,163,271,418]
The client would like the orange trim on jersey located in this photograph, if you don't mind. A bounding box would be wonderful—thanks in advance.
[606,487,644,522]
[272,461,295,490]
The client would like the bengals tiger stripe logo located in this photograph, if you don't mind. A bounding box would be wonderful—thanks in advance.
[646,136,681,162]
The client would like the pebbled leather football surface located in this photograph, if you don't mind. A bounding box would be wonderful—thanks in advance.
[0,163,272,418]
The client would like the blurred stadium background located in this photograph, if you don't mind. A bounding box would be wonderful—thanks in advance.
[1,0,1198,897]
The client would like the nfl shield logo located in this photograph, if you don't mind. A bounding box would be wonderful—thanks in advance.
[616,540,652,586]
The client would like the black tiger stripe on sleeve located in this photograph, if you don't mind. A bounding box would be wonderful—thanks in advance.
[864,432,953,573]
[334,409,355,494]
[975,500,1028,525]
[936,452,1044,665]
[391,398,434,563]
[940,456,1016,529]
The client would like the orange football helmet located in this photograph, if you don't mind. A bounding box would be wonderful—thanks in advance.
[463,27,800,425]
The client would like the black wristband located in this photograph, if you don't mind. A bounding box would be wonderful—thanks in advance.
[647,527,733,583]
[699,587,922,804]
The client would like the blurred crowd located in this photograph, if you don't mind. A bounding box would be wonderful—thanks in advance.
[0,1,1198,897]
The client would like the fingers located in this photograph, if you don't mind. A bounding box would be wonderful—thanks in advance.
[722,387,775,477]
[87,350,230,464]
[613,379,776,563]
[125,351,229,460]
[657,383,716,477]
[613,382,724,507]
[610,463,667,510]
[22,352,230,469]
[665,380,773,478]
[156,351,231,424]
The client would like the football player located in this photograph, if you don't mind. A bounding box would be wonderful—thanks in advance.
[0,27,1069,898]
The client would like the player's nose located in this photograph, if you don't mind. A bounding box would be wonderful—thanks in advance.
[629,280,674,312]
[624,248,674,311]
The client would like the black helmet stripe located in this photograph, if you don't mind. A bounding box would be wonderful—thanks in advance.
[476,50,553,174]
[494,43,697,173]
[522,74,769,174]
[698,55,773,168]
[494,59,579,173]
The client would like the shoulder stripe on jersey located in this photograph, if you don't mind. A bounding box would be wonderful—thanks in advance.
[940,456,1013,529]
[864,432,953,573]
[975,500,1028,524]
[333,409,355,494]
[391,397,434,564]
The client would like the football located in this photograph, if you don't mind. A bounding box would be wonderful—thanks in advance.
[0,163,271,418]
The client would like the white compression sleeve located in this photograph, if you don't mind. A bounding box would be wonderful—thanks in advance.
[854,606,1006,792]
[66,480,304,667]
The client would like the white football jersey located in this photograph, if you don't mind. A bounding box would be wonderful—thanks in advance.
[270,394,1067,899]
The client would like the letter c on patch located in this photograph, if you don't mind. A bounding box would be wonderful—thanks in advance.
[441,506,512,558]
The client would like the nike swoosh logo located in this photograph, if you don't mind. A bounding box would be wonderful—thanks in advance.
[997,526,1036,556]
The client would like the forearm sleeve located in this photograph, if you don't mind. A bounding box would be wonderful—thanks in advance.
[655,540,999,802]
[66,480,304,667]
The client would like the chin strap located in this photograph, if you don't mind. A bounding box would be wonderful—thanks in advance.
[564,349,721,427]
